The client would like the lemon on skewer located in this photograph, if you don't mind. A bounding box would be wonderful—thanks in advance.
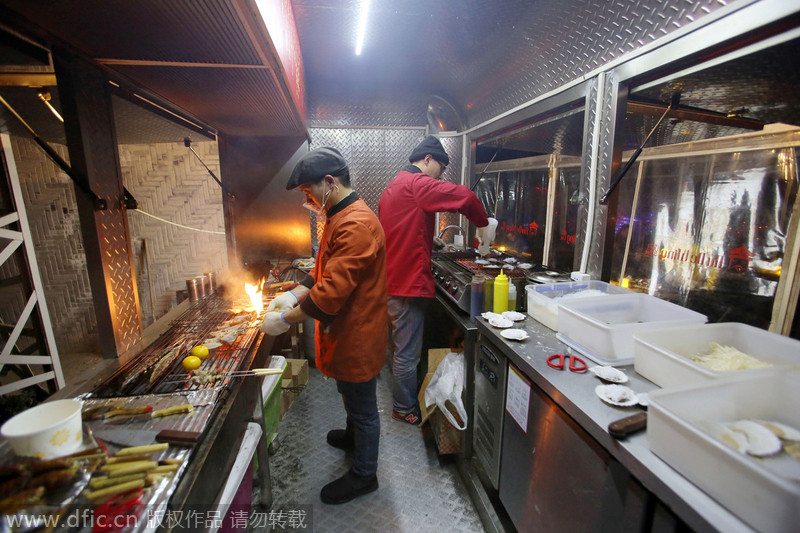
[191,345,210,360]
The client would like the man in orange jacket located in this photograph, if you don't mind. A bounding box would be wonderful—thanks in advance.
[261,147,387,504]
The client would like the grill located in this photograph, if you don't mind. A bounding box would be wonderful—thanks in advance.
[432,250,571,312]
[68,287,281,529]
[91,291,273,397]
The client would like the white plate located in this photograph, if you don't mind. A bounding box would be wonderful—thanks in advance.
[589,365,629,383]
[502,311,526,322]
[501,329,529,341]
[518,263,532,269]
[481,312,503,321]
[489,317,514,328]
[474,259,490,265]
[595,384,639,407]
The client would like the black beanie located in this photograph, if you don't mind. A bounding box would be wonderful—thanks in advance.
[408,136,449,166]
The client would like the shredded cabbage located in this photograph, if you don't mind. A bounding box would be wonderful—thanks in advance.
[690,342,772,371]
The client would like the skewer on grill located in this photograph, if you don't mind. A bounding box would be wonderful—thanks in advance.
[162,368,283,384]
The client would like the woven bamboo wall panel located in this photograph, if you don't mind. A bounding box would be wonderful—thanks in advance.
[121,141,228,326]
[5,137,228,355]
[6,137,98,355]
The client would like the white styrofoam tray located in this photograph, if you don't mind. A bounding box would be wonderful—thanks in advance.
[634,323,800,388]
[525,280,631,331]
[648,368,800,533]
[556,293,707,366]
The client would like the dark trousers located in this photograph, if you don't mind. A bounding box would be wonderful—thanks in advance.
[336,376,380,477]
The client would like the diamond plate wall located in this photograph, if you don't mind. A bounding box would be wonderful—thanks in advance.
[308,127,426,246]
[308,95,428,129]
[583,74,621,279]
[97,200,141,355]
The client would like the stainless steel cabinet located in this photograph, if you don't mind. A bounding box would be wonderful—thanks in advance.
[499,361,650,532]
[474,334,508,489]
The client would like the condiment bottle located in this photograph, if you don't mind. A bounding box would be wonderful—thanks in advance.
[470,274,485,323]
[508,281,517,311]
[484,276,494,312]
[493,271,509,313]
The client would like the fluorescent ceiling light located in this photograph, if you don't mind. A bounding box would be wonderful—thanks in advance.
[355,0,371,56]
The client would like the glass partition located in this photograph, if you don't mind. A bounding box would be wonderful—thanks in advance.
[609,130,800,328]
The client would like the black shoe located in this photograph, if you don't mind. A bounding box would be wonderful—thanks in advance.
[320,470,378,505]
[326,429,355,451]
[392,409,421,426]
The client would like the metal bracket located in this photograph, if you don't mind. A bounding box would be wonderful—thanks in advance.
[184,137,234,200]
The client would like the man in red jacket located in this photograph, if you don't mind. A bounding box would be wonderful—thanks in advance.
[262,147,387,504]
[378,136,489,424]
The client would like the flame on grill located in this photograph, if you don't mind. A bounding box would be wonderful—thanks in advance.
[245,280,264,315]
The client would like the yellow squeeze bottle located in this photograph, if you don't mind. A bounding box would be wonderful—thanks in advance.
[493,271,509,314]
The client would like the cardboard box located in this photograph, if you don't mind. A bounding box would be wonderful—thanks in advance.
[418,348,452,424]
[286,358,309,387]
[279,359,309,419]
[429,404,463,455]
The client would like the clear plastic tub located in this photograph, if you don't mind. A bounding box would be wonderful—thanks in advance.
[556,293,707,366]
[634,323,800,388]
[648,368,800,533]
[525,280,631,330]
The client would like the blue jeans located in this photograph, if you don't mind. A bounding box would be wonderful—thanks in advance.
[336,377,380,477]
[387,296,427,414]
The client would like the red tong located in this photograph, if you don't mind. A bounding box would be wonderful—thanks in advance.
[546,353,588,373]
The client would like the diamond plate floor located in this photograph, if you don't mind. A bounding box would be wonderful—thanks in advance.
[253,365,485,532]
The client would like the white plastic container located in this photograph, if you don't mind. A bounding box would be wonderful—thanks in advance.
[556,293,707,366]
[648,368,800,533]
[634,323,800,388]
[1,398,83,458]
[525,280,631,330]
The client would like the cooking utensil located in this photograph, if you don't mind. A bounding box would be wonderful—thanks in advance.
[104,413,153,425]
[93,487,144,532]
[156,429,202,446]
[608,412,648,439]
[93,428,160,448]
[546,354,588,373]
[162,367,283,384]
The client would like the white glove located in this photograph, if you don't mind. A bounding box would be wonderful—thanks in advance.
[266,291,298,312]
[261,312,291,336]
[476,218,498,256]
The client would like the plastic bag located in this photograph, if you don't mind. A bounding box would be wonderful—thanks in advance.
[424,352,468,430]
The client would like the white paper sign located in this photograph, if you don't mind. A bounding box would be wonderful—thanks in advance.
[505,364,530,433]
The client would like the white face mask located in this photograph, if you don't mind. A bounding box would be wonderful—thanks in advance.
[302,181,338,214]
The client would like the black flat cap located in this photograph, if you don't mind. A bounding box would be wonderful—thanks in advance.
[408,135,449,166]
[286,147,348,190]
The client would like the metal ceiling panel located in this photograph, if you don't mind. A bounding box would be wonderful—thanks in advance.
[290,0,740,128]
[1,0,267,65]
[109,65,298,136]
[0,0,305,138]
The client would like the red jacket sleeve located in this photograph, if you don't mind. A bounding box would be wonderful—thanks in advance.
[413,174,489,227]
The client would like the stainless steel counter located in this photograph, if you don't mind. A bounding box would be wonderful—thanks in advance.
[475,316,756,533]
